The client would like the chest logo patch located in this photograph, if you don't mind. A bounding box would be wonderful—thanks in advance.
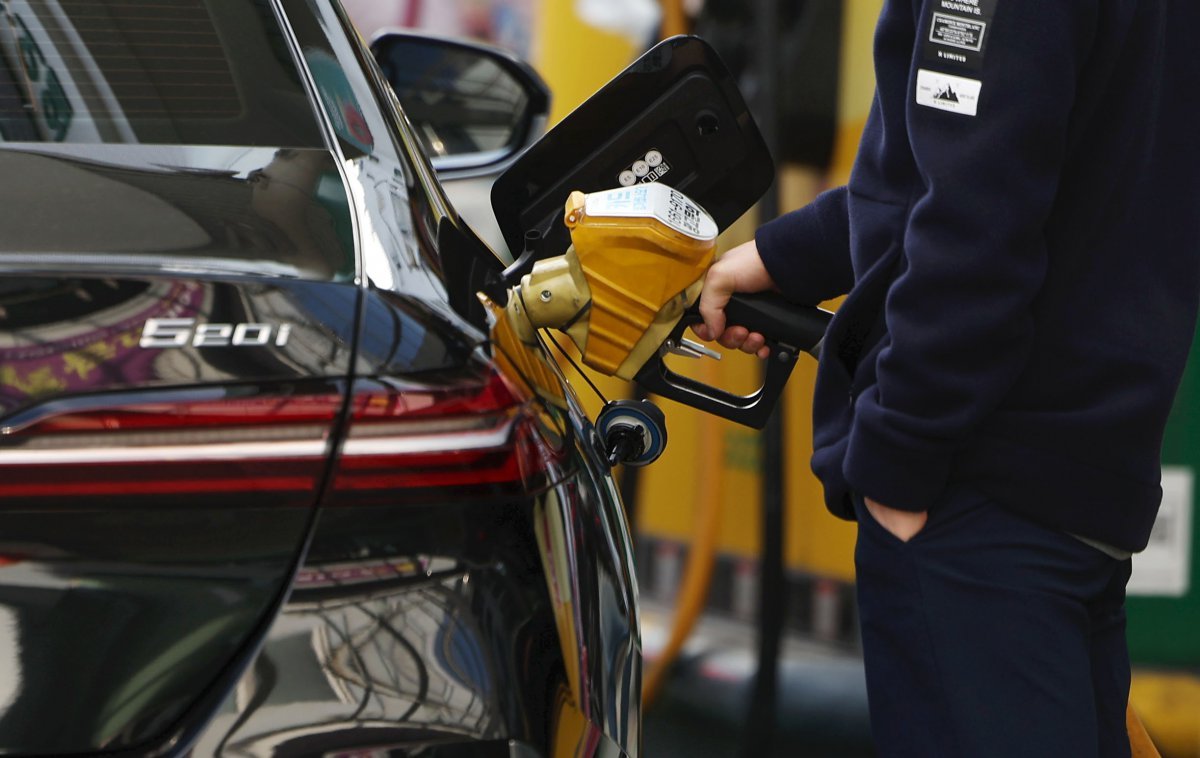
[923,0,997,71]
[915,69,982,117]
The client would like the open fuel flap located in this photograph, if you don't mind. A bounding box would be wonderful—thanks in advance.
[485,36,832,462]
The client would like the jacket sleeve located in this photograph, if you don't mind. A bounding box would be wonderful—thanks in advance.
[843,1,1098,511]
[755,186,854,306]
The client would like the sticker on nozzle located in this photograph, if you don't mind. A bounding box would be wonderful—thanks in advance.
[584,184,718,241]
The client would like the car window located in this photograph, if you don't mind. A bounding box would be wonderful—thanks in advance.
[281,0,458,290]
[0,0,324,146]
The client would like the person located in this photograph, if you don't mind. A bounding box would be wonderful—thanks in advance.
[693,1,1200,756]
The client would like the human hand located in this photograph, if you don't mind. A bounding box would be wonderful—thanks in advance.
[864,497,928,542]
[692,239,778,359]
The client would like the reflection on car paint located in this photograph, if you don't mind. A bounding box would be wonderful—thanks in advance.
[293,556,458,592]
[0,508,310,753]
[480,291,568,411]
[0,280,207,413]
[305,48,375,155]
[0,0,639,754]
[192,474,639,757]
[0,147,355,278]
[0,276,358,418]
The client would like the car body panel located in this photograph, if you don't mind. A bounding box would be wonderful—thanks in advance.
[0,145,360,751]
[0,0,641,755]
[189,460,640,756]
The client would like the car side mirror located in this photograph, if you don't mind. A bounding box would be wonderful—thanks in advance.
[370,32,550,178]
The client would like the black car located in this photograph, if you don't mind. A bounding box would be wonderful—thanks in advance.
[0,1,640,755]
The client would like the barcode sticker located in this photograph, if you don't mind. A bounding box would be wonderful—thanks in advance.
[584,184,717,241]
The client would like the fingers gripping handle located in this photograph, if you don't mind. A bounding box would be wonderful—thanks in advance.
[721,292,831,357]
[634,292,833,429]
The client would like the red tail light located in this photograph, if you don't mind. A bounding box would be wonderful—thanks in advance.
[329,369,560,504]
[0,387,342,502]
[0,369,561,506]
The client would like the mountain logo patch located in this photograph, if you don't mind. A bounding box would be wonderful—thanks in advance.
[916,69,981,116]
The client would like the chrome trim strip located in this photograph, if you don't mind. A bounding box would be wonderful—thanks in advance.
[0,254,307,280]
[0,418,515,464]
[0,439,328,465]
[342,418,515,456]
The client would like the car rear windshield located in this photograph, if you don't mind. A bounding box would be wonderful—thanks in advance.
[0,0,325,146]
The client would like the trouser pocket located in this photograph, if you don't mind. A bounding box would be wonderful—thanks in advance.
[852,485,1133,757]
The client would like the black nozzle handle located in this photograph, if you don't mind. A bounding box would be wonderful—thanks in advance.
[678,291,832,356]
[719,292,831,356]
[634,293,832,429]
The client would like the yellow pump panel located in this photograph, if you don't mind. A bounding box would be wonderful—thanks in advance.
[779,0,884,582]
[530,1,642,126]
[634,1,883,581]
[831,0,885,187]
[526,1,884,581]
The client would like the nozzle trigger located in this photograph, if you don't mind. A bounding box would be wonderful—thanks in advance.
[662,337,722,361]
[633,292,832,429]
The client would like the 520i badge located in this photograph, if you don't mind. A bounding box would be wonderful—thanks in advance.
[140,318,293,348]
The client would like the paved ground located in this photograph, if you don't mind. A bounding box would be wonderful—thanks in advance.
[641,604,876,757]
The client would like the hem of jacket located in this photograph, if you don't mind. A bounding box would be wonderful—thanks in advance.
[815,429,1160,553]
[954,434,1160,554]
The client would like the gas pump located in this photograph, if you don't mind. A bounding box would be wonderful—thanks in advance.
[474,35,825,758]
[489,181,829,465]
[484,33,1162,758]
[482,35,829,459]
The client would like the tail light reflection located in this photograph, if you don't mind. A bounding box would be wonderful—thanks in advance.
[330,370,560,504]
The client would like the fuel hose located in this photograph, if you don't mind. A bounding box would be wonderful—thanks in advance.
[642,358,725,708]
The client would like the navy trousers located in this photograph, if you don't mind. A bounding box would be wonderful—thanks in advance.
[852,486,1133,758]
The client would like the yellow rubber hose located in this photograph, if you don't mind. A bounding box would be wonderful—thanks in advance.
[642,358,725,708]
[1128,702,1161,758]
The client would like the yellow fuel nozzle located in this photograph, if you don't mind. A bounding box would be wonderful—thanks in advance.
[511,183,719,380]
[493,183,831,431]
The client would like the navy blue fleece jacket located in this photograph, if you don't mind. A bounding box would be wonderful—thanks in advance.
[756,0,1200,552]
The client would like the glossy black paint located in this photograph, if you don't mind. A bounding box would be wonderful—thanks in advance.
[0,145,356,279]
[0,0,640,755]
[0,265,357,753]
[189,425,639,756]
[191,498,566,750]
[0,276,358,419]
[0,508,310,754]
